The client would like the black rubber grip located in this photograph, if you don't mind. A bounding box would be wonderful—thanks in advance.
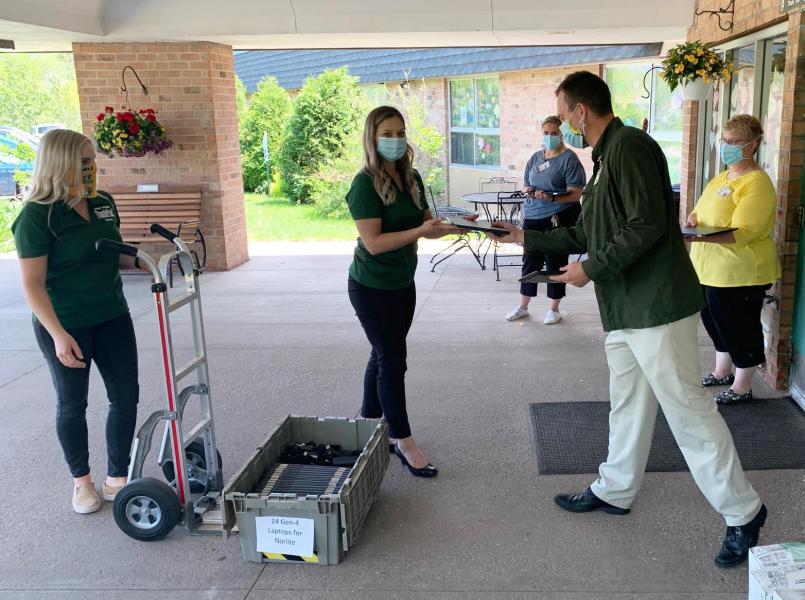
[95,238,139,257]
[150,223,176,242]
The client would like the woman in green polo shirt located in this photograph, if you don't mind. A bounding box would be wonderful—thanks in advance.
[347,106,456,478]
[12,129,140,515]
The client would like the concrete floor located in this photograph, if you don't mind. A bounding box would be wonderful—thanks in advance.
[0,240,800,600]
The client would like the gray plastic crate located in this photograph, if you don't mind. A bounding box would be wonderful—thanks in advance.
[223,415,388,565]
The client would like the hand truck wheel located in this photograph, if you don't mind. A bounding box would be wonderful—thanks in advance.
[161,439,223,494]
[113,477,181,541]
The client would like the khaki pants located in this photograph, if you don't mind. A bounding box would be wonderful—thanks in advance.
[589,314,762,526]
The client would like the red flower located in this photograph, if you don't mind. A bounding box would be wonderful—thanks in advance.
[146,114,157,123]
[116,112,125,122]
[105,106,114,113]
[97,113,105,121]
[122,112,135,122]
[128,123,141,135]
[484,143,491,153]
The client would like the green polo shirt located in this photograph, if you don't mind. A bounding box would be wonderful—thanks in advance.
[12,190,129,329]
[524,118,704,331]
[347,170,428,290]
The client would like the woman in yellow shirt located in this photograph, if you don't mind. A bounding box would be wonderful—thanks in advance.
[686,114,780,404]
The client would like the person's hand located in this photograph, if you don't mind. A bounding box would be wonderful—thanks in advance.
[685,213,698,227]
[534,190,549,201]
[54,332,86,369]
[488,221,523,244]
[524,186,536,198]
[550,262,591,287]
[464,213,479,221]
[420,218,459,239]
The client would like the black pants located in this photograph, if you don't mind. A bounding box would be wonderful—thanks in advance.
[520,203,581,299]
[348,277,416,439]
[34,313,139,478]
[700,284,770,369]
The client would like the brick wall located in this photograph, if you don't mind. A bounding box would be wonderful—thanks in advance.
[499,65,597,184]
[688,0,787,43]
[73,42,248,270]
[683,3,805,388]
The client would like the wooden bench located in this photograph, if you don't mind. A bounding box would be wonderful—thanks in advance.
[110,187,206,271]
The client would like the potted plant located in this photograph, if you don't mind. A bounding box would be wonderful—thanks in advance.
[660,40,733,102]
[94,106,173,158]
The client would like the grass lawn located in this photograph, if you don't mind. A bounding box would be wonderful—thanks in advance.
[245,193,357,241]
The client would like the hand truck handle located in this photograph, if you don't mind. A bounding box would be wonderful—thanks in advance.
[150,223,177,242]
[95,238,139,257]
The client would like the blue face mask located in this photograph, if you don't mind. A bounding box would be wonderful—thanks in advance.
[720,139,754,167]
[543,134,560,151]
[560,106,585,149]
[377,136,408,161]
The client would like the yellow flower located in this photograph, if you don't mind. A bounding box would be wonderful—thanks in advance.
[695,47,704,56]
[119,133,128,139]
[696,69,706,77]
[686,54,698,64]
[703,75,710,83]
[722,68,730,77]
[113,129,121,135]
[675,63,685,73]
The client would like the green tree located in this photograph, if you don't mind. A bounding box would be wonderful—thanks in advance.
[0,53,80,132]
[279,67,363,204]
[240,76,291,193]
[234,75,248,133]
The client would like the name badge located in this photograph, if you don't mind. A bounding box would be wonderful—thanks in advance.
[538,161,550,172]
[93,206,116,221]
[718,186,731,197]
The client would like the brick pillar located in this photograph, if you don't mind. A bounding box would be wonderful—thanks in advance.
[73,42,248,270]
[679,100,699,225]
[765,9,805,388]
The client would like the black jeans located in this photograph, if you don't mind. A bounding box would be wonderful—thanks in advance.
[348,277,416,439]
[520,203,581,299]
[34,313,139,478]
[701,284,770,369]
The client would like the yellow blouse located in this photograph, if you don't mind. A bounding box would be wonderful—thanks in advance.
[689,169,780,287]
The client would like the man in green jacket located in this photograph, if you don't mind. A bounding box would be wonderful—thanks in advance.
[493,71,766,569]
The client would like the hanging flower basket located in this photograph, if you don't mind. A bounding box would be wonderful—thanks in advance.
[659,40,733,97]
[681,78,712,102]
[94,106,173,158]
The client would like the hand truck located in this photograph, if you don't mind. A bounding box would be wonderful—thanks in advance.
[96,223,225,541]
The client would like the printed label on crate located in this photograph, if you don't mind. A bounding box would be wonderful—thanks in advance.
[255,516,314,557]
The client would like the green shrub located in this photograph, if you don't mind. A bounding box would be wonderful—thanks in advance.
[0,199,22,252]
[278,68,363,204]
[240,76,291,193]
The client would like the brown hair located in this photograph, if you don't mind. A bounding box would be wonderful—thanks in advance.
[361,106,421,208]
[555,71,613,116]
[542,116,561,128]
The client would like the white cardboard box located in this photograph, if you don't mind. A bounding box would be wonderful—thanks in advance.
[772,590,805,600]
[751,544,805,572]
[749,565,805,600]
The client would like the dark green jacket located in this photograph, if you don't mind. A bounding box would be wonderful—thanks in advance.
[524,118,703,331]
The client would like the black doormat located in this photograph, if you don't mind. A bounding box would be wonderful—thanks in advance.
[528,398,805,475]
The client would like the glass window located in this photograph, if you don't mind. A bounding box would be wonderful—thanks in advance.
[449,78,500,167]
[605,64,684,184]
[759,36,786,184]
[729,45,755,117]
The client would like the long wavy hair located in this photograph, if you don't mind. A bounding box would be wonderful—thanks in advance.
[361,106,422,208]
[25,129,91,209]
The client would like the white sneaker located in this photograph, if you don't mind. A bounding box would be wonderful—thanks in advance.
[506,306,530,321]
[543,309,562,324]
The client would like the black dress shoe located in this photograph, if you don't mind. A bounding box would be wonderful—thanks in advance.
[393,446,438,478]
[554,487,630,515]
[714,504,767,568]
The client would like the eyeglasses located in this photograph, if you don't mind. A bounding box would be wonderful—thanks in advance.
[719,138,749,145]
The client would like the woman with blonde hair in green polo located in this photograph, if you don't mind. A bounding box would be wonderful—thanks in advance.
[686,114,781,403]
[13,129,142,514]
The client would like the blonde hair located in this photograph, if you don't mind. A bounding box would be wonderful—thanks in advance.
[725,114,764,148]
[361,106,422,208]
[25,129,92,209]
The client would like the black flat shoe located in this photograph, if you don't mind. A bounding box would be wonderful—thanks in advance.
[393,446,438,478]
[714,504,767,568]
[702,372,735,387]
[554,487,630,515]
